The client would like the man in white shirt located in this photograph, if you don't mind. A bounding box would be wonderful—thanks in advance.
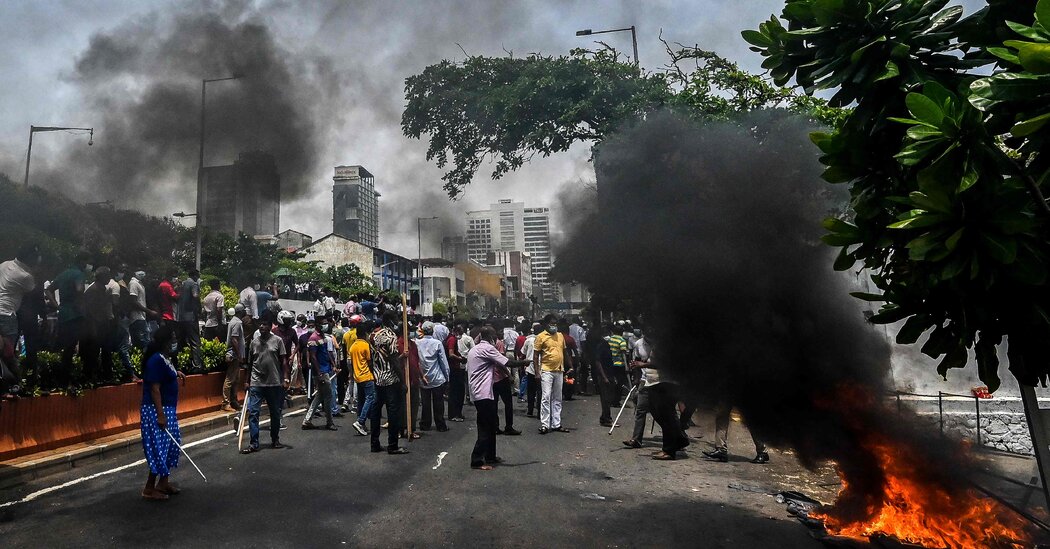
[201,279,225,341]
[568,316,590,395]
[128,271,155,350]
[239,283,259,319]
[0,245,40,395]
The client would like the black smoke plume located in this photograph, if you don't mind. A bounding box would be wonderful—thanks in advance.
[557,110,978,523]
[35,6,339,211]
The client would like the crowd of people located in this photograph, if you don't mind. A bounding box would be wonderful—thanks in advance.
[0,246,767,501]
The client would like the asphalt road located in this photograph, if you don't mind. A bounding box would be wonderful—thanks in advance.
[0,390,829,548]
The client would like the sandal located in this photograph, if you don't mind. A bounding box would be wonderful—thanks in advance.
[652,451,676,461]
[157,483,181,495]
[471,464,494,471]
[623,439,642,449]
[141,489,170,501]
[553,427,571,433]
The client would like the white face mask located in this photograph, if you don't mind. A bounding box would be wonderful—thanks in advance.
[85,264,93,272]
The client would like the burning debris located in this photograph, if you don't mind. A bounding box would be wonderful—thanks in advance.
[557,111,1035,548]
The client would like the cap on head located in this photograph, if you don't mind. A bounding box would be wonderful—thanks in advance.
[422,321,435,334]
[227,307,236,317]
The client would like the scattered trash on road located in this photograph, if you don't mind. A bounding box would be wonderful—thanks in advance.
[581,493,607,501]
[432,451,448,470]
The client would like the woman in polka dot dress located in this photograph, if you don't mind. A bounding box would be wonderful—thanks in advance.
[140,325,186,501]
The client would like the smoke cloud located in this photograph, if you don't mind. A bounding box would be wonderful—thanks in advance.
[32,4,340,212]
[557,110,977,522]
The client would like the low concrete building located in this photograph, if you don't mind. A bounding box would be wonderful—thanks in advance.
[273,229,313,252]
[300,233,374,277]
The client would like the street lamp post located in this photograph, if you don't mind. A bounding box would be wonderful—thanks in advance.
[173,212,199,264]
[576,26,639,67]
[24,125,94,189]
[196,74,244,272]
[417,216,439,307]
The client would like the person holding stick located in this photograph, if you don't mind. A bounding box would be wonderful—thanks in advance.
[139,325,185,500]
[243,315,291,452]
[467,326,530,470]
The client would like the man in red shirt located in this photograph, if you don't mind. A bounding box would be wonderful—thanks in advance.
[157,268,179,333]
[445,324,468,422]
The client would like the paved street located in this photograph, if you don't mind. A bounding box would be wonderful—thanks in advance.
[0,393,834,548]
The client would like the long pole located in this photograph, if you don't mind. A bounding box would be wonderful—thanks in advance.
[195,80,207,272]
[630,26,639,67]
[417,218,422,307]
[23,126,34,190]
[402,293,413,442]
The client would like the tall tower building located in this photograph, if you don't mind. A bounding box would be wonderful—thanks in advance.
[466,199,553,299]
[201,151,280,237]
[332,165,379,248]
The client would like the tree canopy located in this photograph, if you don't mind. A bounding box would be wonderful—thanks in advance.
[746,0,1050,389]
[402,45,843,199]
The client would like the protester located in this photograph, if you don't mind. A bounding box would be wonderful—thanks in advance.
[340,314,364,413]
[703,403,769,464]
[139,325,185,500]
[568,316,589,395]
[0,244,40,395]
[415,321,450,432]
[522,324,540,416]
[242,315,290,453]
[623,329,653,449]
[239,282,259,320]
[445,324,468,422]
[302,317,337,431]
[628,346,689,461]
[368,313,408,455]
[558,321,578,401]
[467,326,529,470]
[127,270,155,350]
[255,284,274,315]
[348,322,374,435]
[49,253,89,387]
[157,269,179,332]
[398,324,424,440]
[113,267,139,382]
[177,268,202,370]
[82,267,118,383]
[201,279,225,341]
[273,310,298,408]
[534,316,570,435]
[221,304,246,412]
[593,326,616,427]
[606,324,630,405]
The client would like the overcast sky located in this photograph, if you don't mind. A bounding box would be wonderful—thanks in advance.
[0,0,986,259]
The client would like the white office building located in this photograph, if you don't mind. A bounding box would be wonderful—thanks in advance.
[466,199,552,299]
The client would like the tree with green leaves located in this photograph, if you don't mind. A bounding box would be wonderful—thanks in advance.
[402,44,842,199]
[319,263,378,300]
[745,0,1050,390]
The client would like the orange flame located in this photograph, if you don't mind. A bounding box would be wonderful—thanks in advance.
[816,440,1030,548]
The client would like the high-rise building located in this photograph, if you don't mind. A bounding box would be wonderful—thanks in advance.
[332,165,379,248]
[466,199,552,299]
[441,235,469,263]
[200,151,280,237]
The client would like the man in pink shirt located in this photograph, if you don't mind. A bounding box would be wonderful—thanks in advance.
[465,326,528,470]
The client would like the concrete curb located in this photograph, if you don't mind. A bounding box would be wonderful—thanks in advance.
[0,394,308,491]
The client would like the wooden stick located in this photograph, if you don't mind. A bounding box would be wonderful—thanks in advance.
[237,385,250,451]
[402,293,413,442]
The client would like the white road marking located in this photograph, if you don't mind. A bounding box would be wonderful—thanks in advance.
[432,451,449,470]
[0,407,306,508]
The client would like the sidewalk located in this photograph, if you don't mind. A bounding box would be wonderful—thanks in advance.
[0,395,306,491]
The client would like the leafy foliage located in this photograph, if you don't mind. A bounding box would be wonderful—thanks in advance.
[747,0,1050,390]
[318,263,378,300]
[402,45,843,198]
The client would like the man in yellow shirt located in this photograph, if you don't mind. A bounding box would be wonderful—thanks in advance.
[339,316,360,414]
[533,315,572,434]
[348,327,374,436]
